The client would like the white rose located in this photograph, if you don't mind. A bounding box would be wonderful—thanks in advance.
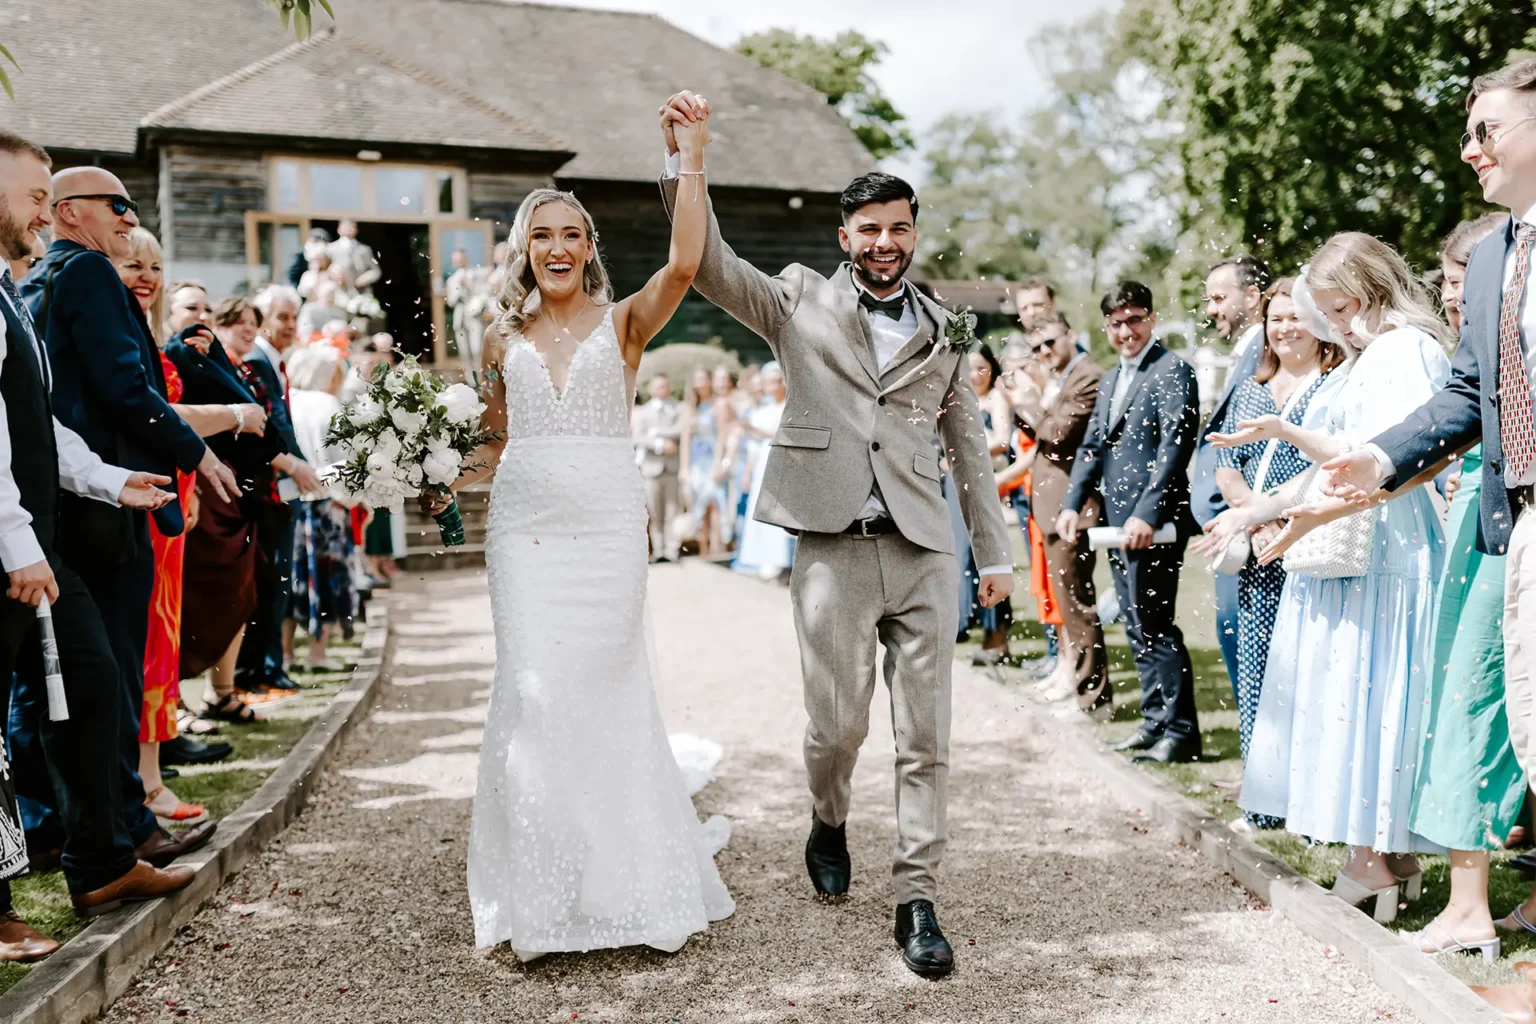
[425,432,452,452]
[365,450,394,478]
[347,395,384,427]
[439,382,485,425]
[422,447,463,487]
[405,463,424,488]
[376,428,402,460]
[384,371,407,395]
[390,406,427,438]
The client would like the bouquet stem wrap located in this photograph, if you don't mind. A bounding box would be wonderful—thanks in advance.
[434,495,465,546]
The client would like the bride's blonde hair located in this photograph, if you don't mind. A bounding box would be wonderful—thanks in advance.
[491,188,613,339]
[1306,232,1452,351]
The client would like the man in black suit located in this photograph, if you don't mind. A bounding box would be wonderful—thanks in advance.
[1190,256,1270,697]
[1057,281,1202,763]
[18,166,237,867]
[0,131,199,940]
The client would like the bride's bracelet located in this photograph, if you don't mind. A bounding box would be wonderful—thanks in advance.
[228,404,246,434]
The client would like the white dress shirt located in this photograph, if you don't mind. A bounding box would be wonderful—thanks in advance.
[0,271,131,571]
[1365,204,1535,486]
[664,152,1010,575]
[1110,340,1158,422]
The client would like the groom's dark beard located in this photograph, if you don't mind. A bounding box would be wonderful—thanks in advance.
[850,247,914,294]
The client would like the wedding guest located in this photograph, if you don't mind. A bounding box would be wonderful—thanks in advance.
[327,219,381,296]
[680,368,727,556]
[1401,213,1521,958]
[632,374,684,563]
[239,288,312,696]
[288,227,328,289]
[114,238,240,811]
[21,165,230,869]
[1191,255,1271,700]
[957,345,1014,664]
[0,131,198,937]
[732,362,795,580]
[168,298,311,720]
[445,248,491,376]
[298,279,348,338]
[710,365,742,547]
[1012,277,1056,327]
[1058,281,1202,763]
[1197,278,1345,831]
[1209,234,1452,921]
[285,344,357,671]
[1008,313,1110,712]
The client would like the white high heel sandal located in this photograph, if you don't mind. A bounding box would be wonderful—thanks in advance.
[1396,869,1424,903]
[1330,873,1401,924]
[1405,921,1501,964]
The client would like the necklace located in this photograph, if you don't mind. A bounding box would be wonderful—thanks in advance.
[547,295,592,345]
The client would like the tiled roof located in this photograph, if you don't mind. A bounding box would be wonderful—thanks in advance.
[0,0,871,192]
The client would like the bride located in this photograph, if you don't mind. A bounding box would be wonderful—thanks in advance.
[434,109,733,957]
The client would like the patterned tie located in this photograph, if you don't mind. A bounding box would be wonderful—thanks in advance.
[0,269,36,345]
[1500,223,1536,481]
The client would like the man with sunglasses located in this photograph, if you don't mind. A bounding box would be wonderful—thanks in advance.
[16,166,238,871]
[1057,282,1202,764]
[1325,60,1536,923]
[1004,312,1110,714]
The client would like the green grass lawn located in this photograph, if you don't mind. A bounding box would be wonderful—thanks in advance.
[0,627,365,997]
[971,553,1536,985]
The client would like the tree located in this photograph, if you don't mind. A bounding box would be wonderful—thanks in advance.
[734,28,914,159]
[1,0,334,99]
[1125,0,1536,272]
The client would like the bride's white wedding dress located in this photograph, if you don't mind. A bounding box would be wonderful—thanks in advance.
[468,307,735,955]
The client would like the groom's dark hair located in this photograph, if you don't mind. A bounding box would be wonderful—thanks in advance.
[840,172,918,222]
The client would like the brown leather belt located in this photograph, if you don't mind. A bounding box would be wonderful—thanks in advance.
[842,517,899,537]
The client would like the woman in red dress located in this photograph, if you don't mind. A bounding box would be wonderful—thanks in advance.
[115,230,266,821]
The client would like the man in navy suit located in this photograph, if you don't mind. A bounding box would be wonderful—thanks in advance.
[1057,281,1202,764]
[19,167,236,867]
[1328,62,1536,921]
[1190,256,1271,697]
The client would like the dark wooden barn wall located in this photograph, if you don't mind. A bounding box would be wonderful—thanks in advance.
[162,145,266,264]
[561,180,848,363]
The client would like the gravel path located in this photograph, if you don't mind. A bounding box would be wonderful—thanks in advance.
[103,564,1414,1024]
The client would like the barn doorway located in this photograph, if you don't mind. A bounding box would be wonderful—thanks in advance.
[310,219,433,361]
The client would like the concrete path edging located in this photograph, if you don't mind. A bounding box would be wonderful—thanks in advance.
[974,661,1507,1024]
[0,601,394,1024]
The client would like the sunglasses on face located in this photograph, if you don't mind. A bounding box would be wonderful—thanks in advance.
[54,193,138,217]
[1461,116,1536,152]
[1029,336,1062,353]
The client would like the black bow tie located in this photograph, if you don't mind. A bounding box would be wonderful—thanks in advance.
[859,289,908,321]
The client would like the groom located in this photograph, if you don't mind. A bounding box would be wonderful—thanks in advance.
[659,92,1013,978]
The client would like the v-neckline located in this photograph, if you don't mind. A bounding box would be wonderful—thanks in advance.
[519,307,613,401]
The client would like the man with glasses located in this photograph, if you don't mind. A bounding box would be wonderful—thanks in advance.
[17,166,237,871]
[1004,312,1110,714]
[1325,59,1536,924]
[1056,282,1202,763]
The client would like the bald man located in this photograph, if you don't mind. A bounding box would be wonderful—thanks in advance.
[17,167,234,868]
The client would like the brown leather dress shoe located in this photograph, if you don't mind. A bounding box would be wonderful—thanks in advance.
[71,860,195,917]
[134,820,217,868]
[0,910,60,962]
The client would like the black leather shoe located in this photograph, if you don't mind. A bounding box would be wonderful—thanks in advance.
[1509,851,1536,878]
[134,821,217,867]
[805,815,850,897]
[160,767,180,780]
[160,735,234,766]
[894,900,954,978]
[1132,735,1202,764]
[1110,727,1161,752]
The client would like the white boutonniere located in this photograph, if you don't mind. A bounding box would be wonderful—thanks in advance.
[942,306,979,350]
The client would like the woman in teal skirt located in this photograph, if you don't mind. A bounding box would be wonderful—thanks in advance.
[1405,212,1524,962]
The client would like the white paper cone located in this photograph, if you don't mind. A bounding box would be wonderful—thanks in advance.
[36,597,68,722]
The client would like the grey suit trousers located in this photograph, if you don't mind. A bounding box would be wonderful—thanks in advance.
[791,530,960,904]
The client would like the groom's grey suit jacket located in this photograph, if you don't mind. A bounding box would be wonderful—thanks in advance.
[661,181,1011,568]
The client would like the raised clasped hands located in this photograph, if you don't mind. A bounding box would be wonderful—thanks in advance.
[659,91,712,156]
[1207,415,1284,449]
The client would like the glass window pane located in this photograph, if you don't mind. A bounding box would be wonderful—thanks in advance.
[275,161,299,210]
[437,172,455,214]
[253,223,276,286]
[309,163,362,211]
[375,167,427,214]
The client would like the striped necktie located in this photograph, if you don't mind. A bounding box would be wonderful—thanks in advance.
[0,269,49,390]
[1499,224,1536,481]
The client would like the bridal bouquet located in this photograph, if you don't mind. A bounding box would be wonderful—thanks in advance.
[325,356,489,545]
[345,293,384,320]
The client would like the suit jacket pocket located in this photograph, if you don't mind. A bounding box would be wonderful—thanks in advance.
[913,452,942,482]
[772,424,831,450]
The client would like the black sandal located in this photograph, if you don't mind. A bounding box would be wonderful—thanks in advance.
[199,693,263,724]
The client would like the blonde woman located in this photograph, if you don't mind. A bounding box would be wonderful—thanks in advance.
[431,106,733,957]
[1202,232,1451,922]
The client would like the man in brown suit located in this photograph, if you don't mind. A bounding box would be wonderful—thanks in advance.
[1003,313,1109,713]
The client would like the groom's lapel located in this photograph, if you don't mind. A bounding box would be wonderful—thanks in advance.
[880,294,943,394]
[832,266,883,386]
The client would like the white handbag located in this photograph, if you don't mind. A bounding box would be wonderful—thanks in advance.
[1281,461,1376,579]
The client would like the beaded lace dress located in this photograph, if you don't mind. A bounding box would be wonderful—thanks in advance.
[468,308,735,954]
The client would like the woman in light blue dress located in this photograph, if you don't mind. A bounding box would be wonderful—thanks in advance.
[679,368,731,557]
[733,363,795,579]
[1200,233,1452,924]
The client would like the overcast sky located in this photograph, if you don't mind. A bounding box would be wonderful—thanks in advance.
[537,0,1120,179]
